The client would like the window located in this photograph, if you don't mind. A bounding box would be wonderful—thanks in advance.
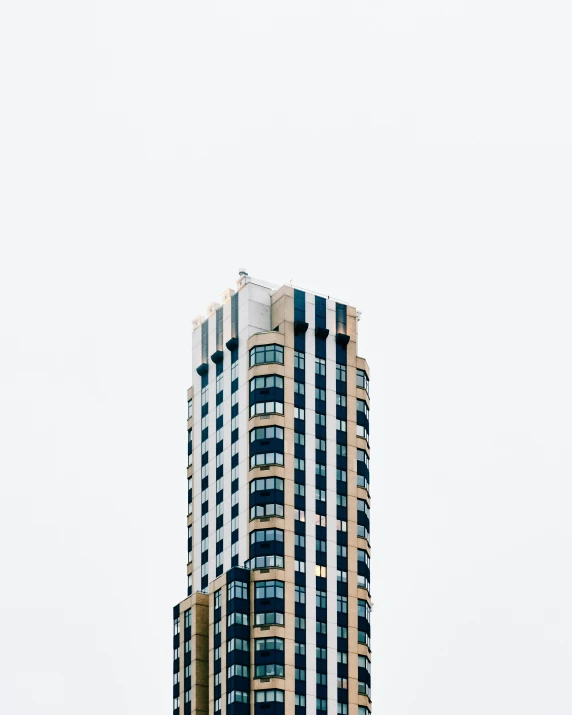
[315,413,326,426]
[358,708,371,715]
[337,651,348,663]
[337,626,347,638]
[294,483,305,497]
[294,406,305,420]
[337,570,347,583]
[228,581,248,599]
[214,589,222,609]
[250,401,284,417]
[358,655,371,673]
[315,357,326,375]
[228,638,249,652]
[357,424,369,441]
[316,673,327,685]
[336,469,347,483]
[294,584,305,603]
[316,489,326,502]
[216,373,223,394]
[336,419,347,432]
[254,690,284,703]
[174,616,180,635]
[316,539,326,553]
[231,361,239,382]
[337,545,347,557]
[336,364,346,382]
[338,704,348,715]
[250,452,284,468]
[358,599,371,621]
[228,691,249,704]
[294,508,305,522]
[317,699,327,711]
[250,374,284,391]
[357,398,369,418]
[295,642,306,655]
[294,457,305,471]
[295,668,306,681]
[251,502,284,519]
[337,677,348,689]
[294,534,305,547]
[316,464,326,477]
[294,351,305,370]
[250,528,284,544]
[336,393,346,406]
[316,514,326,527]
[294,381,305,394]
[316,590,327,608]
[315,387,326,401]
[184,664,191,678]
[316,438,326,451]
[174,672,179,685]
[357,369,369,393]
[250,344,284,366]
[357,498,370,518]
[256,663,284,677]
[316,647,327,659]
[227,612,249,626]
[295,559,305,572]
[250,477,284,492]
[255,580,284,599]
[337,595,348,612]
[255,612,284,626]
[250,426,284,442]
[337,519,347,532]
[228,663,249,678]
[295,616,305,629]
[184,609,192,629]
[336,494,347,507]
[201,385,208,406]
[295,694,306,707]
[255,637,285,651]
[358,549,370,567]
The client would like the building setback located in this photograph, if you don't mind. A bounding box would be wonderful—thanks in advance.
[173,274,372,715]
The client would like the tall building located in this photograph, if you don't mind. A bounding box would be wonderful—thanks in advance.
[173,274,372,715]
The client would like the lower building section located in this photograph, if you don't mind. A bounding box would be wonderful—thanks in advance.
[173,567,372,715]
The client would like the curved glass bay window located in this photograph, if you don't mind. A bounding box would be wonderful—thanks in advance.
[357,398,370,442]
[254,579,285,626]
[255,637,285,677]
[357,498,370,542]
[250,477,284,519]
[250,375,284,417]
[250,426,284,469]
[250,345,284,367]
[357,549,371,592]
[357,449,370,491]
[248,529,284,569]
[254,689,285,715]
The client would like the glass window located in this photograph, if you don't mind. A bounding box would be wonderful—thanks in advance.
[336,363,346,382]
[294,351,305,370]
[357,368,369,393]
[250,345,284,367]
[315,357,326,375]
[255,580,284,599]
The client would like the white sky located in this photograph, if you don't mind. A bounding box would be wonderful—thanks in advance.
[1,1,571,713]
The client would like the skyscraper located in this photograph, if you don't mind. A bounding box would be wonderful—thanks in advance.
[173,274,372,715]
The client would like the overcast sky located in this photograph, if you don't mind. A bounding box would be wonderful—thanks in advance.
[1,1,571,713]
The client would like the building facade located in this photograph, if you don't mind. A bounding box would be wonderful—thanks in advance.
[173,274,371,715]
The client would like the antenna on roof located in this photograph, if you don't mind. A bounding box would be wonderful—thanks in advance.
[238,268,248,277]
